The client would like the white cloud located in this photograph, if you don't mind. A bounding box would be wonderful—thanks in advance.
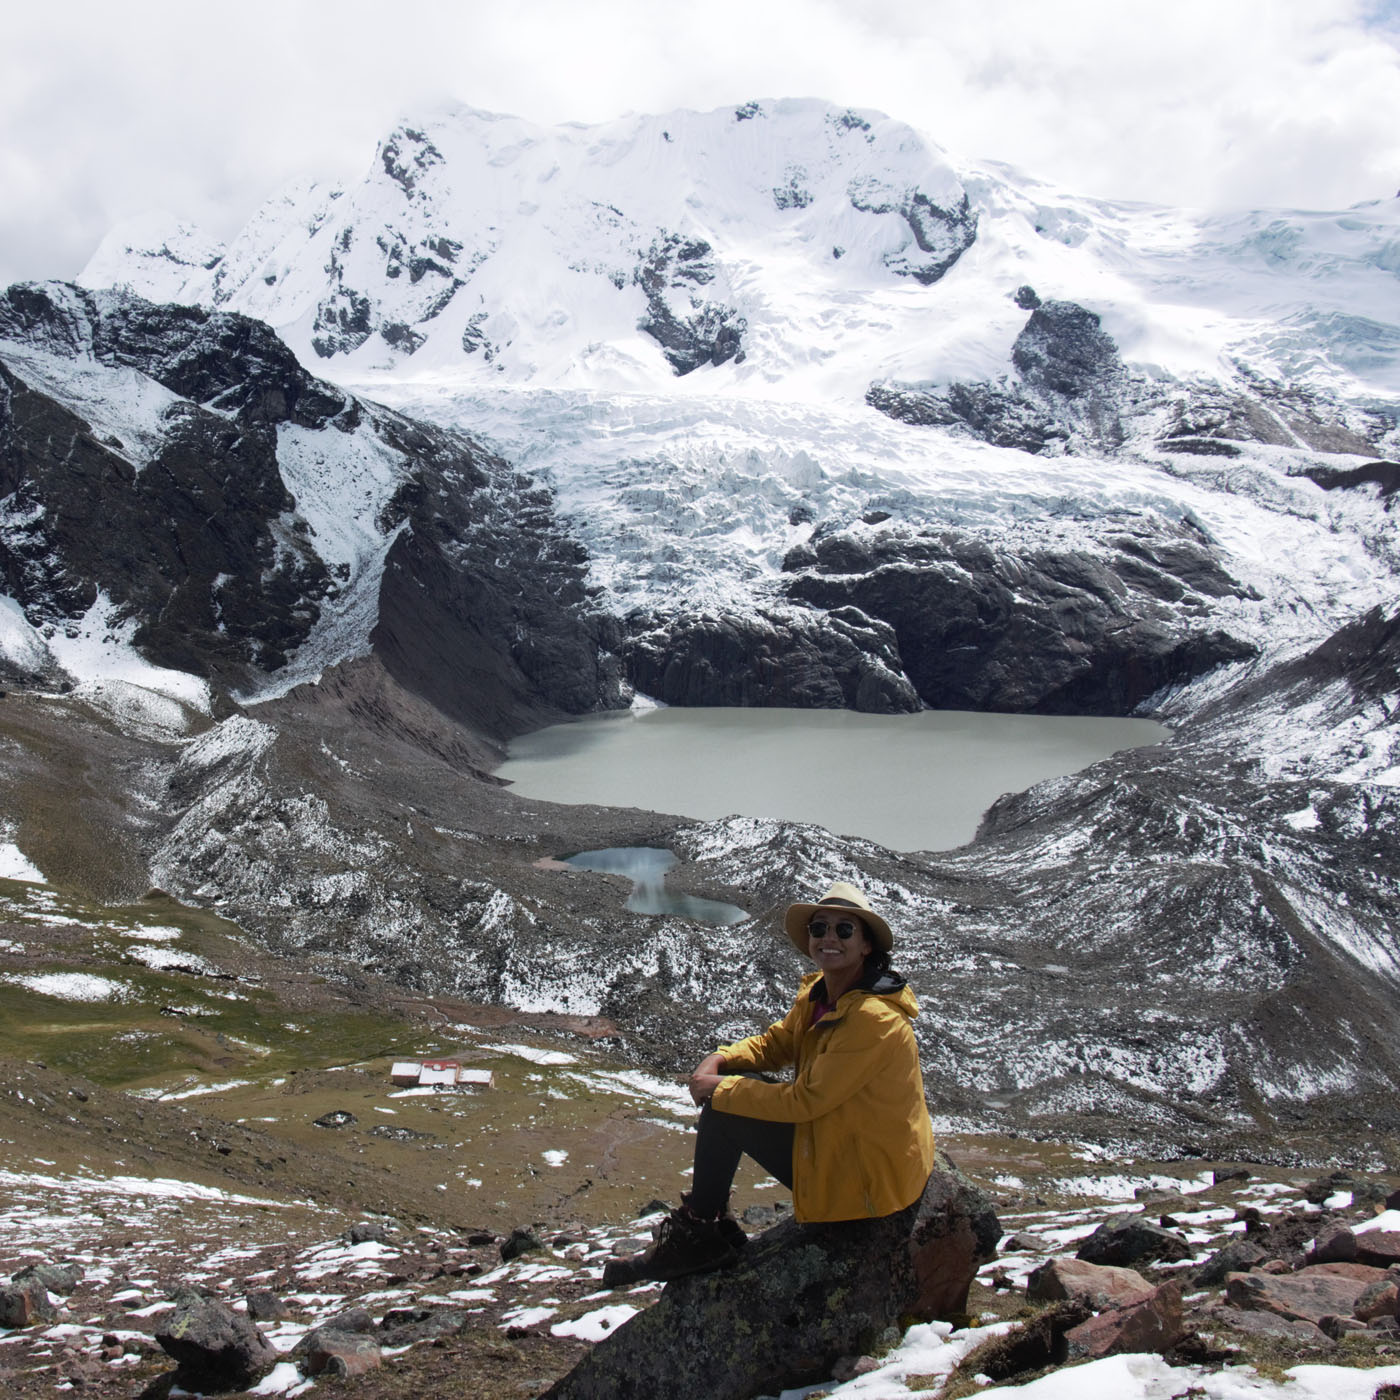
[1,0,1399,288]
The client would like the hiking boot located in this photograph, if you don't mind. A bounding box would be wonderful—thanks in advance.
[602,1206,742,1286]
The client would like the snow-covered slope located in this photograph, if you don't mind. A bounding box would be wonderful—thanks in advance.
[80,98,1400,407]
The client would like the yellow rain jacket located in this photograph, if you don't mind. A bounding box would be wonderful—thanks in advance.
[711,969,935,1222]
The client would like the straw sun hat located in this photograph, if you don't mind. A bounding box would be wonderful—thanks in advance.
[782,881,893,956]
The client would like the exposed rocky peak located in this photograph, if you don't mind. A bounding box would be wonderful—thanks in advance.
[633,232,746,375]
[1011,300,1125,401]
[378,125,446,198]
[875,188,979,285]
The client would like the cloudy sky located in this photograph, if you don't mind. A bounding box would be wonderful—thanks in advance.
[4,0,1400,288]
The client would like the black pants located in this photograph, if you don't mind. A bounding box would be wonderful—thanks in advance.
[689,1099,794,1218]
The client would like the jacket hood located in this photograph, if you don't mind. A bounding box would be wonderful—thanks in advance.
[805,966,920,1020]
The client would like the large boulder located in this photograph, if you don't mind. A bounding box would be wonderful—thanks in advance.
[1027,1257,1155,1311]
[1225,1262,1391,1326]
[1063,1280,1184,1361]
[154,1294,279,1391]
[544,1156,998,1400]
[0,1276,57,1328]
[1075,1220,1192,1268]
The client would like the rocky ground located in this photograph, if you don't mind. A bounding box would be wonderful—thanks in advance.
[2,881,1400,1398]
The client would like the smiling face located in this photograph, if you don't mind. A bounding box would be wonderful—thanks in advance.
[806,910,873,982]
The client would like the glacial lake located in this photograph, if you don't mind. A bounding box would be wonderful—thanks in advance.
[500,706,1169,853]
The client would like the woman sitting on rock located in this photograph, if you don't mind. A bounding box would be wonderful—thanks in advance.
[605,880,935,1285]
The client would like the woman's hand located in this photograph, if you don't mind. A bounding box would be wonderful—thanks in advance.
[688,1053,725,1106]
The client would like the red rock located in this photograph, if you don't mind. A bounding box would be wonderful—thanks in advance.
[1320,1314,1369,1339]
[306,1333,382,1378]
[1356,1232,1400,1269]
[1309,1261,1390,1283]
[1225,1264,1387,1325]
[1026,1257,1155,1311]
[1209,1305,1331,1344]
[1309,1226,1358,1264]
[1064,1282,1184,1360]
[1355,1276,1400,1323]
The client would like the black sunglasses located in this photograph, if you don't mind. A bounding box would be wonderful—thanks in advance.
[807,918,860,940]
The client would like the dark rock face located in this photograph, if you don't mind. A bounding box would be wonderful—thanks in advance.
[783,523,1256,714]
[867,298,1126,454]
[0,290,337,684]
[367,428,620,738]
[0,282,623,736]
[1303,459,1400,504]
[634,234,746,375]
[544,1162,998,1400]
[1012,301,1123,401]
[619,604,920,712]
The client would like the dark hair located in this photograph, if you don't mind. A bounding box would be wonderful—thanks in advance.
[863,947,892,978]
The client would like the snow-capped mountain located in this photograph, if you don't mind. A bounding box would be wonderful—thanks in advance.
[1,98,1396,1160]
[78,98,1400,710]
[81,96,1400,410]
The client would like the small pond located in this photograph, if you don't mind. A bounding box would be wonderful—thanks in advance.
[564,847,747,926]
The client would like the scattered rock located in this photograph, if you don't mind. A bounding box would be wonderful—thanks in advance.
[1075,1220,1192,1268]
[154,1294,279,1391]
[1355,1274,1400,1323]
[1026,1257,1155,1311]
[314,1110,357,1129]
[344,1221,391,1245]
[12,1261,82,1295]
[305,1329,383,1378]
[0,1277,57,1328]
[1356,1232,1400,1269]
[958,1300,1092,1383]
[1213,1168,1251,1185]
[294,1305,375,1344]
[1209,1305,1332,1344]
[1064,1281,1184,1361]
[1193,1238,1269,1287]
[501,1226,544,1262]
[1004,1232,1043,1252]
[379,1305,467,1345]
[1319,1313,1369,1340]
[370,1123,437,1141]
[244,1289,289,1322]
[1309,1225,1358,1264]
